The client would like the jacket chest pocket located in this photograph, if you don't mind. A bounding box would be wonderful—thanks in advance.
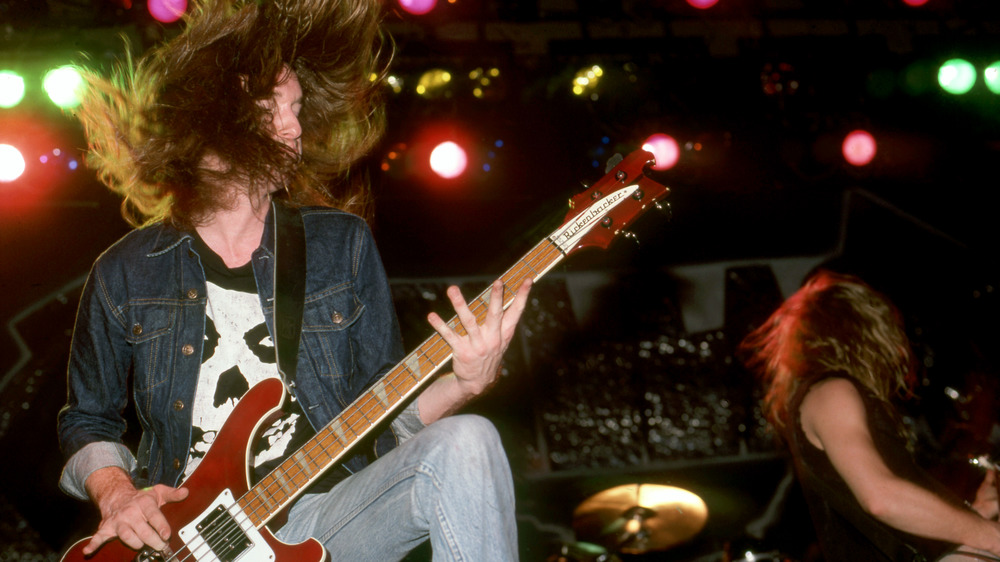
[126,301,179,394]
[300,286,364,380]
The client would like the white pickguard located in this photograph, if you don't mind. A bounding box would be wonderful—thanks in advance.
[178,489,275,562]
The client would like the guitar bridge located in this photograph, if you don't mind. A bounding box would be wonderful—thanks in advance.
[178,489,275,562]
[136,547,169,562]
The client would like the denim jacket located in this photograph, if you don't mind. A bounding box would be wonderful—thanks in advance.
[57,203,417,498]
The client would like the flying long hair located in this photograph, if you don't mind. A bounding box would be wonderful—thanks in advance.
[77,0,390,228]
[739,270,916,431]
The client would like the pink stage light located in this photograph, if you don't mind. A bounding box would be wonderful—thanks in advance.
[642,134,680,171]
[399,0,437,16]
[842,130,877,166]
[687,0,720,9]
[148,0,187,24]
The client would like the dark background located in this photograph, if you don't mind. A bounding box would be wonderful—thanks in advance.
[1,0,999,560]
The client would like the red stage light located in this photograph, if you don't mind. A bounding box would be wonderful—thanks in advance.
[842,130,877,166]
[429,141,468,179]
[0,113,75,207]
[406,122,476,187]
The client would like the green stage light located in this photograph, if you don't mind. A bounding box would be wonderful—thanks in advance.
[0,71,26,108]
[938,58,976,95]
[43,66,84,109]
[986,61,1000,95]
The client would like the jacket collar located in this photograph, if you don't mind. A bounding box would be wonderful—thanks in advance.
[143,201,278,258]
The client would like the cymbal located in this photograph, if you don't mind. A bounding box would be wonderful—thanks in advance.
[572,483,708,554]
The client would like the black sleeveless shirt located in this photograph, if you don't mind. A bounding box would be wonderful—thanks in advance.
[787,374,960,561]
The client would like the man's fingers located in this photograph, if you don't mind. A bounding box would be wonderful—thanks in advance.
[487,280,504,318]
[83,529,113,555]
[433,280,532,353]
[155,484,190,505]
[115,525,147,551]
[447,285,482,335]
[428,311,460,347]
[142,503,173,545]
[500,279,532,338]
[83,486,186,556]
[84,519,166,555]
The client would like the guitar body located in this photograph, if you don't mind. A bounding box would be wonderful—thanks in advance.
[61,378,326,562]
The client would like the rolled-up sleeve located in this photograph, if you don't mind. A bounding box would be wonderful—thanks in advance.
[57,259,135,498]
[59,441,137,500]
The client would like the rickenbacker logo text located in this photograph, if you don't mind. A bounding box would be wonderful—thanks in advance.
[550,186,633,250]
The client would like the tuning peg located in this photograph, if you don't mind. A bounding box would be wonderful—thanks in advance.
[655,201,673,222]
[605,153,624,173]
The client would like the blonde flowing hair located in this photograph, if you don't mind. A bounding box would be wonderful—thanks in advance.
[740,270,916,430]
[76,0,391,228]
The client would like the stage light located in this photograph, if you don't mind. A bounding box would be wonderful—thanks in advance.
[938,58,976,95]
[399,0,436,16]
[642,133,680,171]
[386,75,404,94]
[902,0,930,5]
[0,144,26,182]
[148,0,187,23]
[1,114,76,205]
[429,141,467,179]
[842,130,876,167]
[43,66,84,109]
[687,0,719,8]
[985,62,1000,94]
[761,62,799,97]
[416,69,453,98]
[407,121,477,185]
[901,60,935,96]
[572,65,604,98]
[483,139,502,173]
[0,71,26,108]
[470,67,502,100]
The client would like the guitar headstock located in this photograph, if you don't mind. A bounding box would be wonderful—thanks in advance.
[551,149,670,256]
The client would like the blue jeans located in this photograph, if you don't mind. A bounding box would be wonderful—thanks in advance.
[275,415,519,561]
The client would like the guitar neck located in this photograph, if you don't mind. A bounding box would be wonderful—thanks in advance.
[238,236,567,527]
[235,148,668,528]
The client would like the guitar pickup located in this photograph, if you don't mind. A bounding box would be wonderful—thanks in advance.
[178,489,275,562]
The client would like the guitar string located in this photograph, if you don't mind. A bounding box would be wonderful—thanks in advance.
[156,491,255,562]
[159,242,564,562]
[161,485,279,562]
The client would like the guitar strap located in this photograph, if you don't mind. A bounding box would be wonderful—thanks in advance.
[273,200,306,388]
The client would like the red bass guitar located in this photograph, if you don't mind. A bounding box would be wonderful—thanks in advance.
[61,149,671,562]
